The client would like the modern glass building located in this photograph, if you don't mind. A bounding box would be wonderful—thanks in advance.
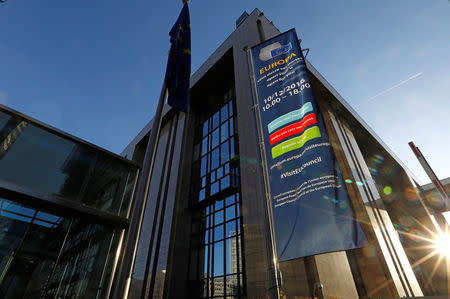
[117,9,449,299]
[1,8,449,299]
[0,104,139,298]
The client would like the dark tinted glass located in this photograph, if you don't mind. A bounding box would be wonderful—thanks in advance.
[0,197,120,299]
[0,110,138,216]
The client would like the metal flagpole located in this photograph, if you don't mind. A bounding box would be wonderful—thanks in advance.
[245,46,281,299]
[408,141,449,206]
[112,81,168,299]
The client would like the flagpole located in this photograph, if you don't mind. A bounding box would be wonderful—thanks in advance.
[112,80,167,299]
[408,141,449,207]
[245,46,281,299]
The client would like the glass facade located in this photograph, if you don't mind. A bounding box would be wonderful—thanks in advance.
[191,100,236,202]
[0,109,137,217]
[189,97,245,298]
[0,106,139,299]
[0,197,122,298]
[200,193,244,298]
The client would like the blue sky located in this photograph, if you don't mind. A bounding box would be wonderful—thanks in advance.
[1,0,449,184]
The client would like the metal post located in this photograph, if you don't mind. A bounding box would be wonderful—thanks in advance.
[112,81,168,299]
[245,46,281,299]
[408,142,449,205]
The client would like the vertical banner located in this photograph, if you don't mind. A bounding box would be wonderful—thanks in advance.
[250,29,365,261]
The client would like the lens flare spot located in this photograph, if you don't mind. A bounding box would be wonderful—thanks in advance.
[338,201,348,209]
[345,179,353,184]
[369,167,379,176]
[383,186,392,195]
[356,181,364,186]
[332,199,338,204]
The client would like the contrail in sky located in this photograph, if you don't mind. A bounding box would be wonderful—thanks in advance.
[365,72,422,103]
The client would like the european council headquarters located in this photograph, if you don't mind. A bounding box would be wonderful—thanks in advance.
[0,8,449,299]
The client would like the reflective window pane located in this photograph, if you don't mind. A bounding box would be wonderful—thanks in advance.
[225,195,234,207]
[221,141,229,165]
[213,241,224,276]
[199,189,205,201]
[217,167,223,180]
[205,229,209,245]
[201,156,208,176]
[226,275,238,295]
[188,99,244,298]
[225,221,236,239]
[211,148,220,171]
[0,197,120,299]
[214,210,224,226]
[221,103,228,123]
[229,118,234,136]
[230,137,235,159]
[212,112,220,130]
[221,176,230,190]
[226,206,235,221]
[203,119,209,137]
[204,245,209,275]
[215,199,224,211]
[211,182,219,196]
[0,111,138,217]
[214,225,224,242]
[220,122,228,143]
[224,163,230,175]
[212,128,220,149]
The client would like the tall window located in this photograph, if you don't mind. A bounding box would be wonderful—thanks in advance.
[190,96,245,298]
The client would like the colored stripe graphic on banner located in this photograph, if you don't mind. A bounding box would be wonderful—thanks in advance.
[270,113,317,145]
[271,126,321,158]
[267,102,313,133]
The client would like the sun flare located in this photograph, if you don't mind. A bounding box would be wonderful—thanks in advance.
[432,232,450,258]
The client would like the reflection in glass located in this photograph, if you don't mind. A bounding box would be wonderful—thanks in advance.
[215,199,224,211]
[226,274,238,296]
[214,241,224,276]
[0,110,138,217]
[212,128,220,149]
[212,112,220,130]
[190,99,245,298]
[45,222,120,299]
[0,197,120,298]
[215,210,224,226]
[225,221,236,239]
[220,122,228,143]
[220,104,228,123]
[214,225,224,242]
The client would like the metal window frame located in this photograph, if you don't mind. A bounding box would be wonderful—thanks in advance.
[188,98,246,299]
[0,178,131,228]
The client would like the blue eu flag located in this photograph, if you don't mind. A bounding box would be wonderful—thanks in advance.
[165,2,191,112]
